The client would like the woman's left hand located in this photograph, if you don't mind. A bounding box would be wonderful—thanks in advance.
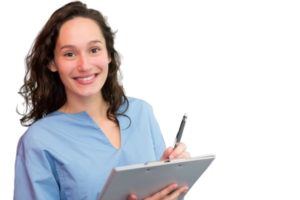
[160,142,190,160]
[127,143,190,200]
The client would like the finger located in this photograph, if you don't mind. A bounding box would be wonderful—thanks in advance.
[127,193,138,200]
[176,151,191,159]
[166,186,189,199]
[169,143,186,159]
[145,183,178,200]
[160,147,174,160]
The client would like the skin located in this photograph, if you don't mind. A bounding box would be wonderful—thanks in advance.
[50,17,110,109]
[128,144,191,200]
[49,16,190,200]
[50,17,120,148]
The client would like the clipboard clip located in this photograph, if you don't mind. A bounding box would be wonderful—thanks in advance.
[144,159,171,165]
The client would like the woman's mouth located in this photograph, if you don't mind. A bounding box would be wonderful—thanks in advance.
[74,74,98,84]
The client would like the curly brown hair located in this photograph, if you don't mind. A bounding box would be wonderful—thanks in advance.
[19,1,128,126]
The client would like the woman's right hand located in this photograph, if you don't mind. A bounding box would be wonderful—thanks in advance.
[127,183,189,200]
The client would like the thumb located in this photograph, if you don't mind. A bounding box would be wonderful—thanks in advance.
[127,194,137,200]
[160,147,174,160]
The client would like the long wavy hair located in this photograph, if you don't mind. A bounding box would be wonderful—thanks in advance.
[19,1,128,126]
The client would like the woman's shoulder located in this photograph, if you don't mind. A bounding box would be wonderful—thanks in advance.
[17,112,62,149]
[122,97,156,119]
[126,96,154,112]
[127,96,152,108]
[27,111,62,132]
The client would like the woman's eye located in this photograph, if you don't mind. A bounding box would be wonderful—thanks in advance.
[63,52,75,57]
[90,47,100,54]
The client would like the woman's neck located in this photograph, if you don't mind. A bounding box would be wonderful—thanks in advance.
[60,93,108,118]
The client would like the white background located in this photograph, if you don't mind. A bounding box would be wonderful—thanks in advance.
[1,0,300,199]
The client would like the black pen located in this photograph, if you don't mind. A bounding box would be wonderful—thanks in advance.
[174,114,187,148]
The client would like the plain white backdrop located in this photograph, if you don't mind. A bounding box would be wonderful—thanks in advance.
[1,0,299,199]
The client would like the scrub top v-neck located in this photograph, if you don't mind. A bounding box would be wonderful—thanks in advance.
[14,97,166,200]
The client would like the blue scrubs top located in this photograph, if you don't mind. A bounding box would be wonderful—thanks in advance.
[14,97,166,200]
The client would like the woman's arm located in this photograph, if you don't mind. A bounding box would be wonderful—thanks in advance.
[14,136,60,200]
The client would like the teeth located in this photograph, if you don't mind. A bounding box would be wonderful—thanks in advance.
[76,75,94,81]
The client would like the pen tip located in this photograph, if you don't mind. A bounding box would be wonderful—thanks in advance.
[184,113,188,118]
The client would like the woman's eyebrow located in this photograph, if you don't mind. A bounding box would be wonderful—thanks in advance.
[59,44,75,50]
[88,40,103,45]
[59,40,103,50]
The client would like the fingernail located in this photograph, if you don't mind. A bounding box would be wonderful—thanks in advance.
[184,187,189,193]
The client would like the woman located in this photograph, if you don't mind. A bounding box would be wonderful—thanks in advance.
[14,1,189,199]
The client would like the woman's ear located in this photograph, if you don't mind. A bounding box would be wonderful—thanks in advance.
[48,61,58,72]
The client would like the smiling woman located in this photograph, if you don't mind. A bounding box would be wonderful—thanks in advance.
[13,1,190,200]
[49,17,111,104]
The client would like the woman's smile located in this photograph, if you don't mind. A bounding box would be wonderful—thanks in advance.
[73,73,99,85]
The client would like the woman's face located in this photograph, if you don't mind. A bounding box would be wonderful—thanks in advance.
[51,17,110,101]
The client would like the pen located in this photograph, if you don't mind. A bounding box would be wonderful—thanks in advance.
[174,114,187,148]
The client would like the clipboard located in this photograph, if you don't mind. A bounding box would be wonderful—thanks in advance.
[98,154,215,200]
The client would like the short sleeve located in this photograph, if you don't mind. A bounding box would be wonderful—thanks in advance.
[14,134,60,200]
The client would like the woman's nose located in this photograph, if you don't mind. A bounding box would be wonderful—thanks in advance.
[77,54,91,71]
